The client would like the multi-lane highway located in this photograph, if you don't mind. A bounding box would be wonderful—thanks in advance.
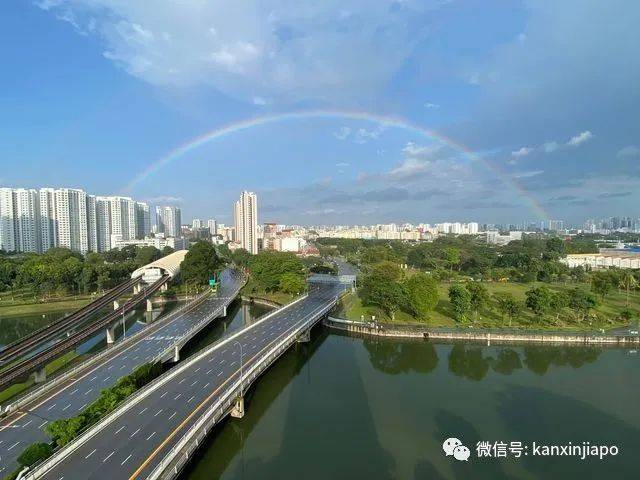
[32,281,344,480]
[0,269,244,475]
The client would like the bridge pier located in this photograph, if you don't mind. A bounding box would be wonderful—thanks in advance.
[173,345,180,363]
[146,299,153,312]
[297,329,310,343]
[133,283,141,294]
[230,396,245,418]
[34,367,47,383]
[222,305,227,317]
[161,282,168,292]
[113,300,120,310]
[106,325,116,344]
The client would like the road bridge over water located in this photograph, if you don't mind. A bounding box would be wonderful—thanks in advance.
[22,277,347,479]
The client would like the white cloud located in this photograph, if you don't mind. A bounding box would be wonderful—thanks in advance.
[38,1,437,104]
[511,146,532,158]
[617,145,640,158]
[354,125,387,144]
[566,130,593,147]
[512,170,544,178]
[335,162,350,167]
[388,158,431,179]
[252,96,268,106]
[542,141,558,153]
[333,126,351,140]
[402,142,441,159]
[424,102,439,109]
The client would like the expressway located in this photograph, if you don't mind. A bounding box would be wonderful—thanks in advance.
[0,269,244,475]
[31,281,345,480]
[0,277,139,364]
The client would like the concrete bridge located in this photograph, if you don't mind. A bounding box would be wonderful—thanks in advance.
[20,277,347,480]
[0,268,245,475]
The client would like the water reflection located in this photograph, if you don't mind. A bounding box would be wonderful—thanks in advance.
[363,338,438,375]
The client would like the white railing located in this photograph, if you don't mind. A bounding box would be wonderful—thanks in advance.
[23,291,308,480]
[1,288,214,416]
[148,296,339,479]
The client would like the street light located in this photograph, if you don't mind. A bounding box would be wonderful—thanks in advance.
[234,340,243,396]
[122,306,126,339]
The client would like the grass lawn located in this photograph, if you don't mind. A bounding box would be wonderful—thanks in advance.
[0,351,81,405]
[0,297,94,317]
[337,280,640,331]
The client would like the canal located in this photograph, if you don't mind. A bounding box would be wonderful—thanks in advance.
[184,330,640,480]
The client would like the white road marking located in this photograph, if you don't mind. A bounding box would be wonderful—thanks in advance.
[115,425,126,434]
[146,431,156,441]
[130,428,140,438]
[85,448,96,459]
[103,451,115,462]
[121,454,132,465]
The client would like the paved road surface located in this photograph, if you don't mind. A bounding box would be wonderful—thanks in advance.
[37,282,344,480]
[0,269,243,475]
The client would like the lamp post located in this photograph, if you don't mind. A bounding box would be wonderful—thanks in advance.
[234,340,243,396]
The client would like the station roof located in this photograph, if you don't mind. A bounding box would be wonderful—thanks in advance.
[131,249,189,280]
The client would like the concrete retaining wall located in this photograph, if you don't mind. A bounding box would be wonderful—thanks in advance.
[324,317,640,346]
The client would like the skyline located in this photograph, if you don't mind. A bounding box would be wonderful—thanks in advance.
[2,1,639,224]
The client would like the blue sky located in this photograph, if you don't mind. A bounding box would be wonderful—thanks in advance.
[1,0,639,225]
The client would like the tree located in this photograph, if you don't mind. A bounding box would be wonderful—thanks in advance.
[494,293,521,327]
[231,248,252,269]
[619,272,637,307]
[448,285,471,321]
[135,246,161,268]
[549,290,570,321]
[466,282,489,320]
[181,241,223,287]
[17,442,53,467]
[525,285,553,316]
[444,247,461,272]
[279,272,306,295]
[161,245,175,256]
[359,269,406,320]
[249,251,305,292]
[569,288,598,322]
[403,273,439,320]
[591,271,612,300]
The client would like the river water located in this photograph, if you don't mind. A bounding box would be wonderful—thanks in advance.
[184,331,640,480]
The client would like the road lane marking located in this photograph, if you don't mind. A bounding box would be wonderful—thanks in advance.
[121,454,132,465]
[115,425,126,434]
[146,431,156,441]
[8,442,20,451]
[103,451,115,462]
[130,428,140,438]
[187,395,195,403]
[154,409,163,417]
[85,448,96,459]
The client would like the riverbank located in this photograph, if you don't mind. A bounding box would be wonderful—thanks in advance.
[324,317,640,346]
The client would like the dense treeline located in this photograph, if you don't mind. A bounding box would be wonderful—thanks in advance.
[0,245,175,297]
[320,235,639,327]
[318,234,601,283]
[232,249,308,296]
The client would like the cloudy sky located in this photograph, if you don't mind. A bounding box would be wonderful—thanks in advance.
[2,1,639,225]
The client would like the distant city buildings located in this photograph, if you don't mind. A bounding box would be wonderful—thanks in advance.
[155,206,182,238]
[0,186,173,254]
[234,191,258,254]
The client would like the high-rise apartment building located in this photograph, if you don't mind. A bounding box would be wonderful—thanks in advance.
[192,218,202,230]
[39,188,57,252]
[207,219,217,235]
[234,191,258,254]
[155,206,182,238]
[14,189,40,252]
[54,188,93,254]
[0,188,17,252]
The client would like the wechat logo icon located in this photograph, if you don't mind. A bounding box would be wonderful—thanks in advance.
[443,438,471,461]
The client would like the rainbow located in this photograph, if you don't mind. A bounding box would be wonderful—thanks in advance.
[123,109,549,220]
